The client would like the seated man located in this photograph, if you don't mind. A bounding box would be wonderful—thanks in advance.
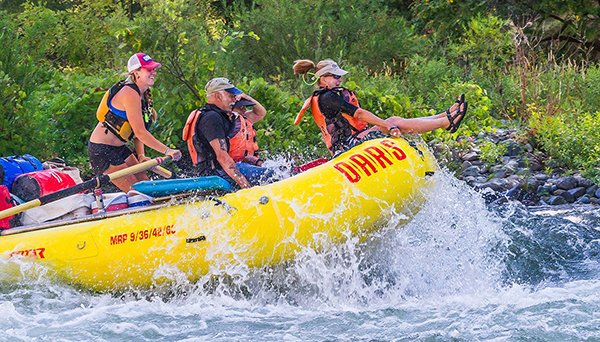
[182,78,273,189]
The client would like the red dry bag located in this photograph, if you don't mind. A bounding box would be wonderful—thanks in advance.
[12,169,76,202]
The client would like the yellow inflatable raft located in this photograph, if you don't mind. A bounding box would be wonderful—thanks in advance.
[0,137,437,291]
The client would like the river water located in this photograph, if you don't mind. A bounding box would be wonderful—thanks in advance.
[1,172,599,341]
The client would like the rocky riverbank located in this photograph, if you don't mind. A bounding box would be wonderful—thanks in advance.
[429,129,600,206]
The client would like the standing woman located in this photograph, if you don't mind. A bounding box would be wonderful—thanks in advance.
[89,52,181,191]
[293,59,467,155]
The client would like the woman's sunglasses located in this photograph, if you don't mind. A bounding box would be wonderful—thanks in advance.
[324,74,342,79]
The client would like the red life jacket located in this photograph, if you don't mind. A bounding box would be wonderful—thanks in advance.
[228,114,259,162]
[0,185,15,229]
[294,87,367,154]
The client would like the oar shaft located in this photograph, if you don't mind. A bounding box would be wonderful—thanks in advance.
[108,157,167,180]
[0,200,41,219]
[152,165,172,178]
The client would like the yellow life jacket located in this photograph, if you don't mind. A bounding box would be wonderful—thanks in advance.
[96,81,153,142]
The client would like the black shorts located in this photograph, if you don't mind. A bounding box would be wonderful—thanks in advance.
[88,141,133,175]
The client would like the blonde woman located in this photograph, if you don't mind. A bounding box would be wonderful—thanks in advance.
[88,53,181,191]
[293,59,467,155]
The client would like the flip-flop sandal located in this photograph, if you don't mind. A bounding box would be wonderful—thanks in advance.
[446,94,465,131]
[450,101,467,133]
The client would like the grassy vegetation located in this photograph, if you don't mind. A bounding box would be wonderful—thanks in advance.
[0,0,598,182]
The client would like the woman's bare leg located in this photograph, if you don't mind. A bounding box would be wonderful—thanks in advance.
[105,155,149,192]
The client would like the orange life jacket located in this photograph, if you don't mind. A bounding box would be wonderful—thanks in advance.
[182,107,252,167]
[294,87,368,154]
[182,109,203,166]
[228,114,259,162]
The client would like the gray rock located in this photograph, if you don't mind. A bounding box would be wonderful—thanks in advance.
[548,195,567,205]
[462,166,481,177]
[461,161,473,170]
[560,191,576,203]
[506,175,525,188]
[556,176,578,190]
[525,178,541,190]
[591,197,600,205]
[537,184,557,195]
[534,173,549,181]
[478,178,508,192]
[587,185,598,197]
[496,161,519,178]
[463,151,479,162]
[505,141,522,156]
[530,162,543,172]
[567,187,587,199]
[506,185,523,200]
[494,170,508,179]
[474,176,488,184]
[464,176,476,185]
[577,196,591,204]
[523,143,534,153]
[516,168,530,176]
[574,176,593,188]
[596,187,600,198]
[517,158,529,168]
[490,165,503,174]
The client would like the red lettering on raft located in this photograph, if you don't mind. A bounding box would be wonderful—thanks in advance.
[334,161,361,183]
[9,248,46,259]
[333,140,408,183]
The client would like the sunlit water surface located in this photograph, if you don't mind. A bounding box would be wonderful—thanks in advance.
[1,170,599,341]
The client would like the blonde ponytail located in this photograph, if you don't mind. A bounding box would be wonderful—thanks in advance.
[144,89,157,122]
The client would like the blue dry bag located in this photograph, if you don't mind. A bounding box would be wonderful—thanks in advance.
[0,154,44,190]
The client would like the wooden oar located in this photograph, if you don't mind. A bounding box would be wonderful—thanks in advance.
[152,165,173,178]
[0,156,171,220]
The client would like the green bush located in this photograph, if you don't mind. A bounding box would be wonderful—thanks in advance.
[21,71,108,167]
[480,140,508,167]
[231,0,423,77]
[0,12,53,157]
[529,105,600,182]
